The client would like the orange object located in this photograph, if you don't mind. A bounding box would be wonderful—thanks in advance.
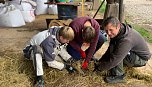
[82,0,84,16]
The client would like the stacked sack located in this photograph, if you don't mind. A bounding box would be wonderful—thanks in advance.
[0,0,37,27]
[35,0,48,15]
[7,0,36,22]
[0,3,25,27]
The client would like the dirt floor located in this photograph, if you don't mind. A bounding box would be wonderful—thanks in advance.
[124,0,152,76]
[0,0,152,87]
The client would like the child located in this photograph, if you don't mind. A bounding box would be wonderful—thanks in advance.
[23,26,77,87]
[67,17,107,70]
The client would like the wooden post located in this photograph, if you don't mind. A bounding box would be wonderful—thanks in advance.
[104,1,119,19]
[82,0,84,16]
[119,0,124,23]
[104,0,125,23]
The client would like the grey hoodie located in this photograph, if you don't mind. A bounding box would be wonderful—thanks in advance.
[98,24,151,71]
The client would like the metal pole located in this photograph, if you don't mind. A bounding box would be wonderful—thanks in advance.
[93,0,105,18]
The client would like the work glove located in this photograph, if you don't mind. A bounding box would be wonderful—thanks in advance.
[65,64,77,74]
[80,49,86,59]
[66,57,77,65]
[81,61,88,70]
[23,45,32,59]
[93,62,100,72]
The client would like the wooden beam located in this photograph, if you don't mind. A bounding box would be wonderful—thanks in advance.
[82,0,84,16]
[119,0,124,23]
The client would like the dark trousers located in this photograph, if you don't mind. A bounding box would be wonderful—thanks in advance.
[67,30,107,60]
[110,51,147,76]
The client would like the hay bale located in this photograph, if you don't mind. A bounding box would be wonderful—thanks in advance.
[49,19,72,28]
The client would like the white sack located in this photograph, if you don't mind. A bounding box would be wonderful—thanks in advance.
[21,9,35,22]
[7,0,36,10]
[8,1,33,11]
[35,0,48,15]
[21,2,33,11]
[0,6,25,27]
[0,3,8,15]
[7,1,24,10]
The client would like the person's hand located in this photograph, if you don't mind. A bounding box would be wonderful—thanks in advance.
[81,61,88,70]
[80,49,86,59]
[65,64,78,74]
[93,62,100,72]
[66,57,76,65]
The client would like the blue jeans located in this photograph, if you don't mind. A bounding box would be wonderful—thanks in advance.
[67,30,107,60]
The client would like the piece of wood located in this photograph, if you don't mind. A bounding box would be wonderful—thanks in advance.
[104,3,119,19]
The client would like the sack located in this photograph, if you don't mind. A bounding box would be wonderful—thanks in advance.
[49,19,72,28]
[0,4,7,15]
[0,5,25,27]
[21,9,35,22]
[35,0,48,15]
[8,1,34,10]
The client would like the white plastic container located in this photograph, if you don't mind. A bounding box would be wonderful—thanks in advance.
[48,4,58,15]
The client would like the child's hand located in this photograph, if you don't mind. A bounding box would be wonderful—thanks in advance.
[81,61,88,70]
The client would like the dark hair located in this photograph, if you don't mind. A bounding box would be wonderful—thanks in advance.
[102,16,120,27]
[82,26,96,43]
